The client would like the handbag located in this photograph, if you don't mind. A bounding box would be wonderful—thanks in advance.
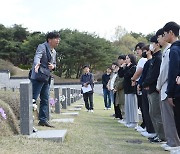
[34,45,52,82]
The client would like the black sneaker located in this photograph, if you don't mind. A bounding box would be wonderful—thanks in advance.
[38,121,55,128]
[148,135,157,141]
[149,136,165,143]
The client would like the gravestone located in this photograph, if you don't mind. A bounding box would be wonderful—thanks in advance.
[61,88,67,109]
[73,89,76,102]
[54,88,61,114]
[66,88,71,106]
[20,82,33,135]
[70,88,74,104]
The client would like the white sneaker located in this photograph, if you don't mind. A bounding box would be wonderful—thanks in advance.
[141,131,156,138]
[118,119,126,124]
[107,108,111,110]
[104,107,107,110]
[90,110,94,113]
[136,126,146,132]
[170,148,180,154]
[164,146,180,151]
[161,143,168,148]
[126,123,137,128]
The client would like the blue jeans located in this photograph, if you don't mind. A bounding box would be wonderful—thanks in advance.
[103,88,111,108]
[110,90,114,105]
[31,79,50,122]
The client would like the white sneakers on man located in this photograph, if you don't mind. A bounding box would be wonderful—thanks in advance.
[118,119,126,124]
[135,126,146,132]
[141,131,156,138]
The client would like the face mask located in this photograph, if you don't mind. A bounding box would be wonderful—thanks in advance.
[149,44,155,52]
[142,52,147,58]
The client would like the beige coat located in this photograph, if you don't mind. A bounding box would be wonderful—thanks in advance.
[113,76,124,106]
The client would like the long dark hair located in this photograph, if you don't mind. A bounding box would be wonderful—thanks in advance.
[127,54,137,66]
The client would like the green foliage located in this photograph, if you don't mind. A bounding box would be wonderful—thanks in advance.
[0,24,152,79]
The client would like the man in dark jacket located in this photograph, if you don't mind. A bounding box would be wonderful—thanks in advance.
[80,65,94,112]
[102,67,112,110]
[163,21,180,138]
[142,35,165,143]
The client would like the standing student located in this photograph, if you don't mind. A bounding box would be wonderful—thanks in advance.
[163,22,180,139]
[142,35,165,143]
[107,62,118,109]
[138,45,156,138]
[30,31,60,128]
[156,27,180,151]
[102,67,112,110]
[119,54,138,128]
[114,55,126,123]
[80,65,94,112]
[131,42,147,132]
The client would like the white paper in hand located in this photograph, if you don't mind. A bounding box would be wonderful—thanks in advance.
[81,84,92,93]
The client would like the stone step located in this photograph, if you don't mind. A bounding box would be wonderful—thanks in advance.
[52,118,74,123]
[61,112,79,116]
[68,108,81,111]
[29,130,67,142]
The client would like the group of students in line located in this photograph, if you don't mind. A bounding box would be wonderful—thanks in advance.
[102,21,180,152]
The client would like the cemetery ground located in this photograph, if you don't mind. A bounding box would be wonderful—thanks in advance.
[0,92,168,154]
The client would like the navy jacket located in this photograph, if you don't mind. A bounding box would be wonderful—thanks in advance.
[138,59,151,88]
[118,64,136,94]
[166,40,180,98]
[102,73,111,89]
[80,73,94,93]
[142,50,162,94]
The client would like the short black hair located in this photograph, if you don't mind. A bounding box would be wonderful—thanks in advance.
[127,54,137,66]
[46,31,60,42]
[156,28,164,37]
[83,65,90,69]
[142,45,149,51]
[150,35,158,44]
[118,55,126,60]
[135,42,145,50]
[163,21,180,37]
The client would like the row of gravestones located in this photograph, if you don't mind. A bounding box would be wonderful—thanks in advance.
[20,81,83,135]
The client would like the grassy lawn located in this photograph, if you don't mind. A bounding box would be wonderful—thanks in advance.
[0,94,168,154]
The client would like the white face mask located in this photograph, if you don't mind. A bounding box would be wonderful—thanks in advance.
[149,44,155,52]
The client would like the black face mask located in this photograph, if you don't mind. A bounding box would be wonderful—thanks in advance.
[142,52,147,58]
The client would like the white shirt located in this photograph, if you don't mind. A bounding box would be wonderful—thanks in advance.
[110,73,117,90]
[156,44,171,101]
[136,58,147,81]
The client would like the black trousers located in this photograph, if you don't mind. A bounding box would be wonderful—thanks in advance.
[83,92,93,110]
[114,92,123,119]
[137,94,146,128]
[142,89,155,133]
[173,97,180,138]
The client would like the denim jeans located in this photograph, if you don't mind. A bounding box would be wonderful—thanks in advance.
[31,79,50,122]
[103,88,111,108]
[110,90,114,105]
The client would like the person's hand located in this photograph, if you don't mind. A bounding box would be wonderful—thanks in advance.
[167,98,175,107]
[137,84,141,91]
[156,88,160,93]
[48,63,54,70]
[84,83,88,87]
[121,63,126,68]
[144,87,149,90]
[131,81,136,86]
[176,76,180,85]
[113,89,117,92]
[127,62,132,67]
[34,63,40,73]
